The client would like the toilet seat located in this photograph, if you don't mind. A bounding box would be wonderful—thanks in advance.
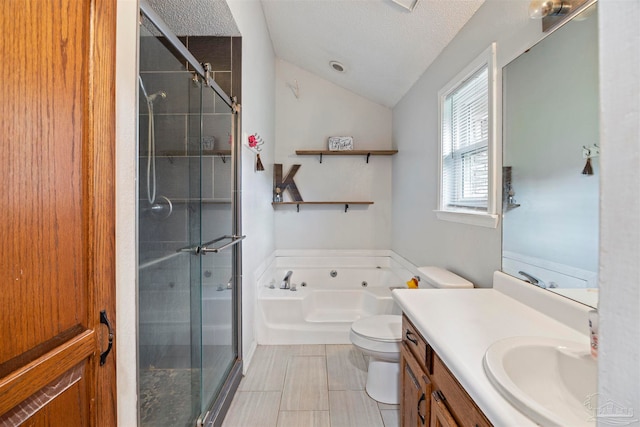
[351,314,402,343]
[350,315,402,356]
[350,314,403,404]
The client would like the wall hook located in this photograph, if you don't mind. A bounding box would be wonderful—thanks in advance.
[286,79,300,99]
[583,144,600,159]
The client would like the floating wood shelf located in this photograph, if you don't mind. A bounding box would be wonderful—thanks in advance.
[272,201,373,212]
[295,149,398,163]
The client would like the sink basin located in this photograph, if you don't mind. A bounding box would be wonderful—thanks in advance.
[483,336,597,426]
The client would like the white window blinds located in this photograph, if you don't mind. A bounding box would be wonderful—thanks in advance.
[441,65,489,211]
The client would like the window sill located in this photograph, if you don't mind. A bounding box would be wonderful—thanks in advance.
[434,210,500,228]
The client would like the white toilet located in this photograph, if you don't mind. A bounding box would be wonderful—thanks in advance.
[349,266,473,404]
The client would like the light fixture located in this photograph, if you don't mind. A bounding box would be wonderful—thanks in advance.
[329,61,346,73]
[529,0,590,32]
[528,0,572,19]
[391,0,420,12]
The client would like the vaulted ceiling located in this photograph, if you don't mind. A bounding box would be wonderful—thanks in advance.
[146,0,485,107]
[261,0,484,107]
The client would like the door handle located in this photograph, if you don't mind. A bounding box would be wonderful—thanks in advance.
[418,392,426,424]
[200,235,246,254]
[99,310,114,366]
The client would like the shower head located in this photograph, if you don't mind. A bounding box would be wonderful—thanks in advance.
[147,91,167,102]
[138,76,167,103]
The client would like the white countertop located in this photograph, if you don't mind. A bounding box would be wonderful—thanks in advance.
[392,282,591,426]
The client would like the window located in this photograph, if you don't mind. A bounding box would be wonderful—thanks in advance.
[436,44,498,228]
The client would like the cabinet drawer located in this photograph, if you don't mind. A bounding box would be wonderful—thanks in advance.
[402,315,432,374]
[432,355,492,427]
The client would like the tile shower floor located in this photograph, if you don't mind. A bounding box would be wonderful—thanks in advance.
[222,345,399,427]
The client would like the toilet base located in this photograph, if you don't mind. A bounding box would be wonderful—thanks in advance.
[365,357,400,405]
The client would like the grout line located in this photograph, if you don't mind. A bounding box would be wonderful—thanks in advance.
[275,349,290,426]
[233,345,400,427]
[325,345,331,421]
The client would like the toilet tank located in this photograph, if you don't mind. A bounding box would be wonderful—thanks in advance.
[418,266,473,289]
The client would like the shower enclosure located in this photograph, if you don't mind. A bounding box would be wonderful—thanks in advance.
[137,3,243,426]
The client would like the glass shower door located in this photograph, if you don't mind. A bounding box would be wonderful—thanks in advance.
[138,8,242,426]
[138,24,205,425]
[198,85,238,414]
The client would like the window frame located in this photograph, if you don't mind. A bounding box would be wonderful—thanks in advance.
[435,43,499,228]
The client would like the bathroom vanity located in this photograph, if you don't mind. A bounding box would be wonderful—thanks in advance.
[401,315,491,427]
[393,272,594,427]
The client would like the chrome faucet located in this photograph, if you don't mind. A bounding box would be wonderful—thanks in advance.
[518,271,547,289]
[281,270,293,289]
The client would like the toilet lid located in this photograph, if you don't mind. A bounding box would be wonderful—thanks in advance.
[351,315,401,342]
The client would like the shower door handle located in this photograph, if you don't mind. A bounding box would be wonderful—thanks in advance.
[200,235,246,254]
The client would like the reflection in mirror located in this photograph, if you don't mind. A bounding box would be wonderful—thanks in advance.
[502,3,599,308]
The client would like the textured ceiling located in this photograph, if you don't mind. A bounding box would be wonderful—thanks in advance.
[261,0,485,107]
[146,0,240,36]
[145,0,484,108]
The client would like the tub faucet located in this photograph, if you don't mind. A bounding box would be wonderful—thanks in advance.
[518,271,546,289]
[281,270,293,289]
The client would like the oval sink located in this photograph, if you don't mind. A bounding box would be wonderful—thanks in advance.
[483,336,597,426]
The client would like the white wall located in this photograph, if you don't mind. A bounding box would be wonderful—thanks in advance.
[226,0,277,365]
[598,0,640,419]
[392,0,548,287]
[274,59,393,249]
[115,0,139,424]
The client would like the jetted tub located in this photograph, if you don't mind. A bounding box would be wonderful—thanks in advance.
[256,256,412,344]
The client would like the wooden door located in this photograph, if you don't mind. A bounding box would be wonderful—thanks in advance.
[0,1,116,425]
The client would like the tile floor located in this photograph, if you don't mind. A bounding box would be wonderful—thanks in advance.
[221,345,400,427]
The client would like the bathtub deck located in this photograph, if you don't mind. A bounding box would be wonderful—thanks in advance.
[221,344,399,427]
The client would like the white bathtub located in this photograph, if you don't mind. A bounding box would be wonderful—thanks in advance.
[256,256,412,344]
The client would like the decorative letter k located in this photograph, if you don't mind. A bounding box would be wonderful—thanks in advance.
[274,164,303,201]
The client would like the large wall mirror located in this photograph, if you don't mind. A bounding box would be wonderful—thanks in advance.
[502,2,599,308]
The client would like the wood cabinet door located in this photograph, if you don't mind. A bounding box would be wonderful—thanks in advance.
[401,344,431,427]
[0,1,116,425]
[430,392,458,427]
[401,347,420,427]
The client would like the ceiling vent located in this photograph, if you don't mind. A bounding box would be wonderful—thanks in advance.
[329,61,346,73]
